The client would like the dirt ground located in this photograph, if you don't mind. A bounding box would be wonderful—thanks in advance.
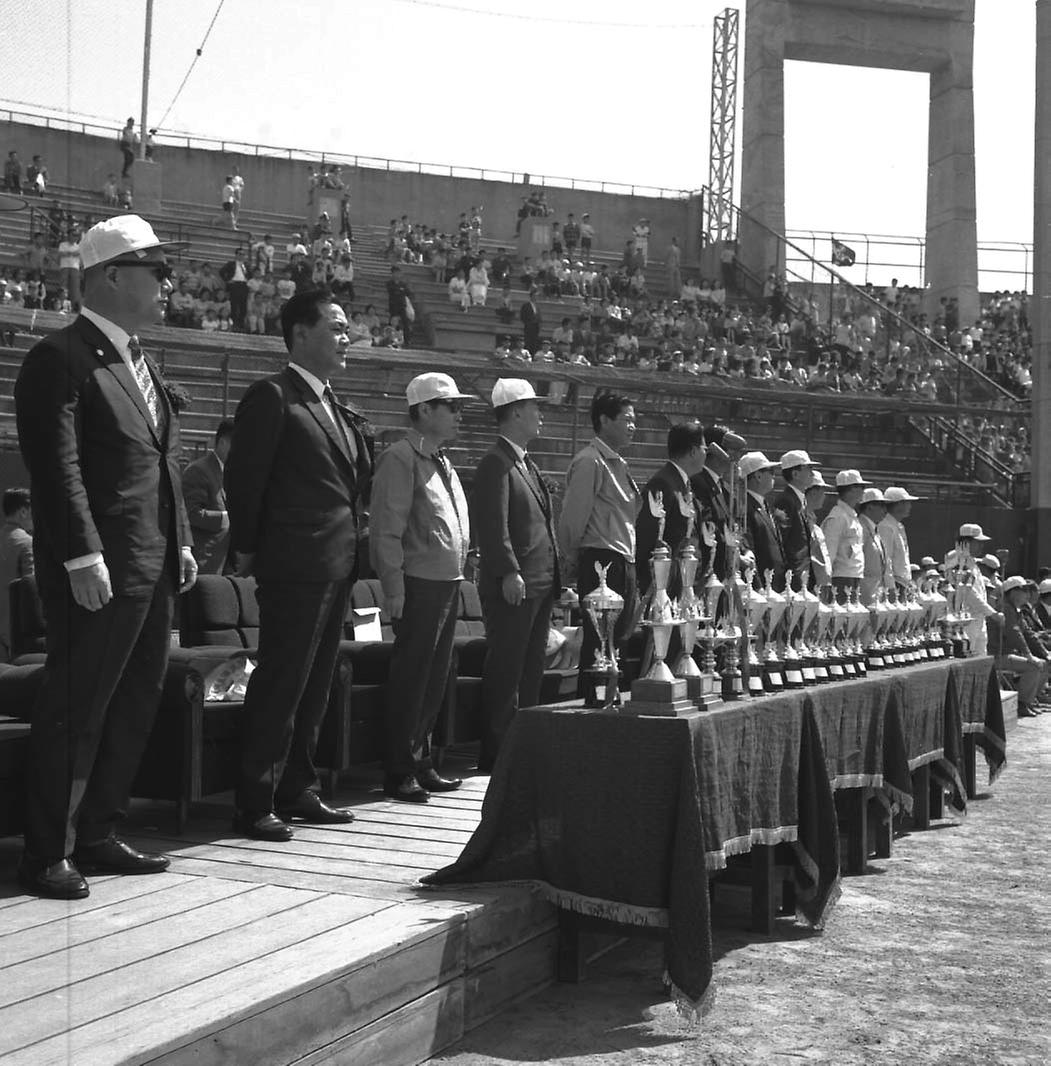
[432,717,1050,1066]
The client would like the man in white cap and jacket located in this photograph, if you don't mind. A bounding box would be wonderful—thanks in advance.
[821,470,869,601]
[371,372,473,802]
[856,487,891,604]
[945,523,996,656]
[879,486,919,593]
[471,379,558,772]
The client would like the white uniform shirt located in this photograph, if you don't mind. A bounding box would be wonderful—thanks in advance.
[878,513,912,587]
[822,499,864,579]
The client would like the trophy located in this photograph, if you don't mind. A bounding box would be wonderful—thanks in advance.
[762,570,788,692]
[582,562,624,710]
[696,570,726,703]
[781,579,807,689]
[798,579,821,684]
[811,583,834,683]
[673,542,710,702]
[622,496,695,716]
[821,585,846,679]
[718,556,746,700]
[848,586,869,676]
[743,559,767,696]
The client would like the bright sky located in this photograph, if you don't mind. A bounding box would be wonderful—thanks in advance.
[0,0,1037,270]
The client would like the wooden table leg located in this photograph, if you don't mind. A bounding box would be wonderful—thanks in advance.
[929,776,944,820]
[751,844,775,934]
[963,734,978,799]
[911,765,931,829]
[836,789,868,875]
[872,790,892,859]
[557,910,585,982]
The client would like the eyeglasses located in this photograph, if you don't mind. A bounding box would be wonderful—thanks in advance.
[111,261,173,282]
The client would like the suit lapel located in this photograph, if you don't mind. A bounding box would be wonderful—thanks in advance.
[286,368,356,477]
[499,438,549,516]
[77,318,163,449]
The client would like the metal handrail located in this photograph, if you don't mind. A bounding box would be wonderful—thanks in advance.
[1,102,694,201]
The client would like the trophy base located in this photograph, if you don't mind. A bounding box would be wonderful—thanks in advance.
[720,670,744,701]
[620,696,698,717]
[747,675,765,696]
[675,674,702,699]
[629,677,687,702]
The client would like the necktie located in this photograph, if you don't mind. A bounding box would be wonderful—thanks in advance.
[323,386,356,461]
[128,336,159,428]
[523,453,549,511]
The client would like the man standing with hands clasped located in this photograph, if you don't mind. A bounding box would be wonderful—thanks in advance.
[14,215,197,899]
[226,289,373,841]
[472,379,559,772]
[371,373,474,802]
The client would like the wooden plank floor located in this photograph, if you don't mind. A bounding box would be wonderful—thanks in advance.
[0,758,558,1066]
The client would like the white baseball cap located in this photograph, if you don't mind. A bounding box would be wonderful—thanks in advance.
[835,469,871,487]
[491,378,539,408]
[920,555,938,567]
[78,214,188,269]
[884,486,920,502]
[805,469,829,489]
[1001,575,1028,594]
[958,523,991,541]
[859,487,886,505]
[1038,579,1051,595]
[405,373,473,406]
[738,451,778,479]
[978,554,1001,571]
[780,449,818,470]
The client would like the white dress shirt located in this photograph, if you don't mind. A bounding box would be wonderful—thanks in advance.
[822,498,864,579]
[878,513,912,587]
[288,362,357,462]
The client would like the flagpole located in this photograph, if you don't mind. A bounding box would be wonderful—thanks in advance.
[139,0,154,161]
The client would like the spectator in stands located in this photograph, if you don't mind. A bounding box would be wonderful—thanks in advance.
[0,487,34,663]
[386,266,415,344]
[182,420,234,575]
[339,194,353,241]
[289,254,313,294]
[370,373,472,802]
[24,232,50,275]
[57,225,81,311]
[3,150,23,193]
[245,290,267,335]
[666,237,682,297]
[101,173,119,206]
[579,213,595,263]
[563,213,581,258]
[467,260,489,307]
[520,288,542,355]
[218,176,237,230]
[286,232,308,259]
[632,219,651,265]
[25,155,48,196]
[230,166,245,223]
[118,184,133,211]
[145,129,156,161]
[447,269,469,311]
[118,118,137,178]
[347,311,371,346]
[220,248,250,331]
[332,253,354,301]
[250,233,274,275]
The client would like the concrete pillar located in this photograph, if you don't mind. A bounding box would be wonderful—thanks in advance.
[739,0,787,282]
[132,160,163,215]
[925,51,979,327]
[1030,0,1051,565]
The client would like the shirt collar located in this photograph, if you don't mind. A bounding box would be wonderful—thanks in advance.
[835,498,856,516]
[789,483,807,505]
[748,489,767,506]
[592,436,625,463]
[288,362,328,401]
[500,435,527,462]
[80,306,132,359]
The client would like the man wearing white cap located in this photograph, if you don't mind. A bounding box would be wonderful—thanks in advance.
[371,372,473,801]
[472,379,558,772]
[999,576,1048,717]
[878,487,919,593]
[1036,577,1051,629]
[739,451,786,590]
[690,424,746,580]
[821,470,869,600]
[14,215,196,898]
[804,471,833,587]
[856,488,891,604]
[773,449,819,590]
[945,524,996,656]
[226,289,373,840]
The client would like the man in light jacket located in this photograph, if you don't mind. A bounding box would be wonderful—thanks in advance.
[370,373,473,802]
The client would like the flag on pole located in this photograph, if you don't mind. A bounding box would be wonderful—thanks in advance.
[831,237,856,267]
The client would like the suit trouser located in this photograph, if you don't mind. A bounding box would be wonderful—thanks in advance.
[384,576,460,778]
[479,588,555,764]
[1002,654,1048,707]
[26,572,174,860]
[237,578,350,812]
[576,548,638,698]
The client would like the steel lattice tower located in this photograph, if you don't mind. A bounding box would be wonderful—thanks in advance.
[708,8,740,243]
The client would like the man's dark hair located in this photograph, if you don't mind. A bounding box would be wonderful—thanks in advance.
[2,487,30,516]
[667,420,706,459]
[590,391,633,433]
[215,419,235,444]
[280,288,336,351]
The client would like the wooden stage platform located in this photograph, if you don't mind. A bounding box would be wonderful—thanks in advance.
[0,758,558,1066]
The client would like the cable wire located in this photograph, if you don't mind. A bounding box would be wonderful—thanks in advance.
[155,0,228,131]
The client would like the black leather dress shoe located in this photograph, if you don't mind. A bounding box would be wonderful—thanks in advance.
[417,768,463,792]
[18,857,89,900]
[1018,703,1039,718]
[73,837,170,875]
[383,775,429,803]
[232,811,294,841]
[277,790,355,824]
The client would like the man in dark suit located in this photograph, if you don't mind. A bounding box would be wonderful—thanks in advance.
[519,287,542,354]
[740,451,786,590]
[690,424,745,580]
[472,380,559,771]
[635,421,707,599]
[225,289,373,841]
[14,214,197,899]
[386,265,415,344]
[773,449,820,591]
[182,419,234,575]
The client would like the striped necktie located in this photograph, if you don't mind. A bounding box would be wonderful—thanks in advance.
[128,335,159,428]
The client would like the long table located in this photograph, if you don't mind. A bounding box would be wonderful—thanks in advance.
[424,656,1003,1015]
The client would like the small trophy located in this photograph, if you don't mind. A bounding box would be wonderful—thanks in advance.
[673,543,707,701]
[582,562,624,710]
[763,569,788,692]
[744,560,767,696]
[695,570,725,704]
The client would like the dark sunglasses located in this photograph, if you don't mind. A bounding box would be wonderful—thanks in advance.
[110,261,173,282]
